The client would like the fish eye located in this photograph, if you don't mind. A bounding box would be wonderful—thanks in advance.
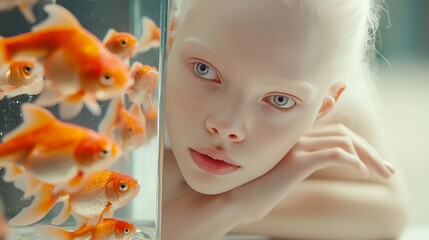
[100,74,115,86]
[266,95,296,110]
[120,39,128,47]
[119,181,128,192]
[98,149,110,159]
[123,228,130,235]
[24,65,33,74]
[194,62,218,80]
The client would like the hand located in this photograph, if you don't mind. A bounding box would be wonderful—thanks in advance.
[287,123,394,178]
[230,123,394,224]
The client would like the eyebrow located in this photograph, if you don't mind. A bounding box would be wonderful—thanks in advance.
[181,38,223,64]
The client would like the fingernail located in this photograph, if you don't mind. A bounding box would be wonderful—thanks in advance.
[384,161,395,174]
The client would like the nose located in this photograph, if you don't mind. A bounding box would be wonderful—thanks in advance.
[205,111,246,142]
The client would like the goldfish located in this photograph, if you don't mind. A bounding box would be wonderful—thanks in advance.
[0,4,132,119]
[9,169,140,227]
[137,16,161,53]
[0,60,44,100]
[102,29,138,65]
[37,218,136,240]
[127,61,159,106]
[99,95,146,160]
[0,0,38,24]
[0,104,122,198]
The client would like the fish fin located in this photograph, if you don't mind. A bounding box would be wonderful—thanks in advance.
[35,80,64,107]
[83,94,101,116]
[51,201,71,225]
[3,164,25,182]
[127,89,144,105]
[37,225,72,240]
[9,183,57,226]
[58,98,84,120]
[32,4,80,32]
[102,28,118,44]
[130,103,146,126]
[72,212,89,229]
[2,104,55,142]
[137,17,160,53]
[97,202,112,224]
[98,95,122,134]
[53,172,88,194]
[0,149,27,168]
[0,91,5,100]
[22,175,44,199]
[17,1,37,24]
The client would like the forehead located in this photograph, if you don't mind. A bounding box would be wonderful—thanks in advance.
[176,0,332,81]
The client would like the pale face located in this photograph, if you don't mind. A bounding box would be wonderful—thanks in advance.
[166,0,335,194]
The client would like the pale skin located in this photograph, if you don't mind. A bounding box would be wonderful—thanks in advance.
[162,1,408,240]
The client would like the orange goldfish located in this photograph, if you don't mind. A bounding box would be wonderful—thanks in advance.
[38,218,136,240]
[99,95,146,160]
[102,29,138,64]
[0,60,43,100]
[127,61,159,105]
[137,16,161,53]
[9,169,140,227]
[0,0,38,24]
[0,4,132,119]
[0,104,122,198]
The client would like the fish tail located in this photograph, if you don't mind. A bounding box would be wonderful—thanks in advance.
[9,183,58,226]
[17,2,37,24]
[51,201,71,225]
[37,225,72,240]
[137,17,160,53]
[0,36,8,75]
[98,95,123,134]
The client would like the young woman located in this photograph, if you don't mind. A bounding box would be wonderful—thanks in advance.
[162,1,409,239]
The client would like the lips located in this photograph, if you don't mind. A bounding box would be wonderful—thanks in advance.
[189,148,240,175]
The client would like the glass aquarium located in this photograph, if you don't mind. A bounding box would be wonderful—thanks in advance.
[0,0,168,239]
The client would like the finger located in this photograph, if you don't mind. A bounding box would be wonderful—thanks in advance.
[305,124,394,177]
[300,148,370,177]
[297,135,358,156]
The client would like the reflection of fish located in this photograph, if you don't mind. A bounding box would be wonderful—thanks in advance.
[144,101,158,141]
[0,104,121,198]
[99,95,146,160]
[137,16,160,53]
[9,169,140,227]
[0,0,38,24]
[0,60,43,100]
[102,29,138,64]
[0,4,132,119]
[38,218,136,240]
[127,61,159,105]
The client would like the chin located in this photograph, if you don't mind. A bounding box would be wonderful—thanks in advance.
[184,178,233,195]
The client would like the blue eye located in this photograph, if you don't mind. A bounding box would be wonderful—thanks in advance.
[194,62,218,80]
[266,95,296,110]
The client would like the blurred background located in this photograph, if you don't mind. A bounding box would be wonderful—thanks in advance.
[375,0,429,236]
